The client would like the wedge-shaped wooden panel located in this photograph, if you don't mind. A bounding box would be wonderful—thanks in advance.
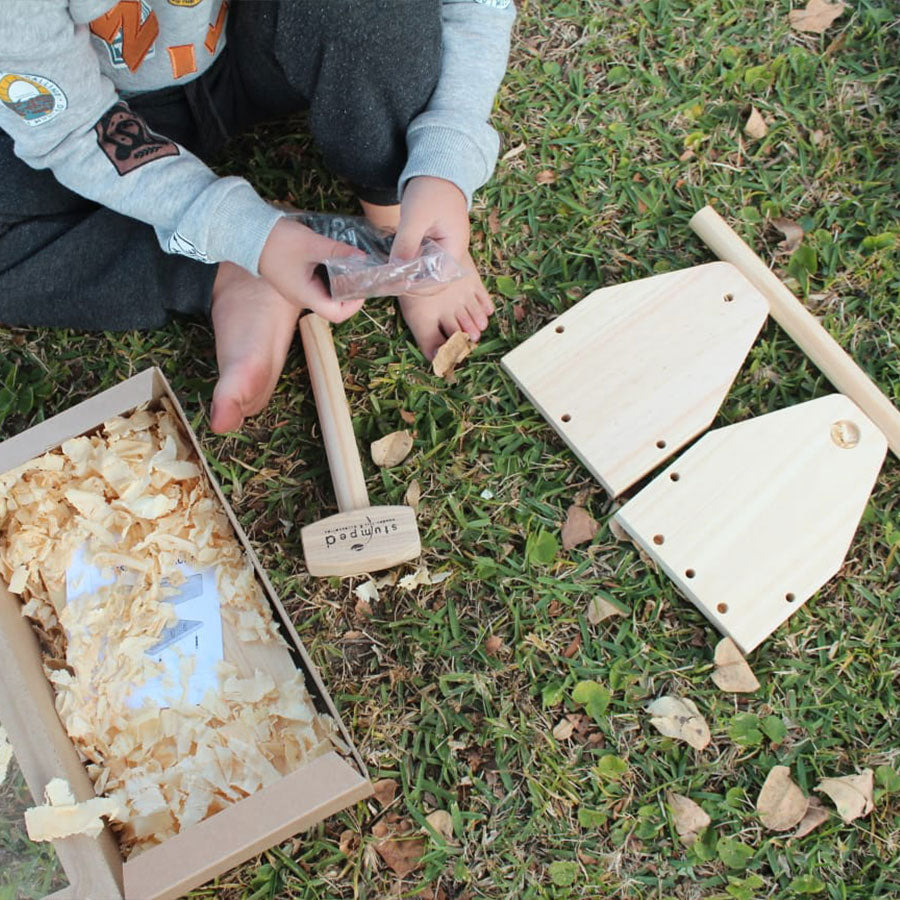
[614,395,887,653]
[501,262,769,496]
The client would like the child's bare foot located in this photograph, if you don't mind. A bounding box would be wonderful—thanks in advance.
[209,262,300,433]
[398,252,494,360]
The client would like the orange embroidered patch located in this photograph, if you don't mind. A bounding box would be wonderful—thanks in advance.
[167,44,197,80]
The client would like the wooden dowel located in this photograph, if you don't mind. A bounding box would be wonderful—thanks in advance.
[298,314,370,512]
[690,205,900,458]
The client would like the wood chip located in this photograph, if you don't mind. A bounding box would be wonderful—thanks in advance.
[432,331,473,382]
[789,0,846,34]
[666,791,711,846]
[744,106,768,139]
[757,765,810,831]
[561,505,599,551]
[646,696,711,750]
[370,430,414,468]
[792,795,830,838]
[711,637,760,693]
[815,770,874,823]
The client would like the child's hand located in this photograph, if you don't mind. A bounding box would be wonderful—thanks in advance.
[258,218,365,323]
[390,176,470,263]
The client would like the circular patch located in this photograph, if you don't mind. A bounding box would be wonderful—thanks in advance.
[0,73,67,126]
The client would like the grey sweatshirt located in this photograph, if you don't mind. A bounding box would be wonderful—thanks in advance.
[0,0,514,276]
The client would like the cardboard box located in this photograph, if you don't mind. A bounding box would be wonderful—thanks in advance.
[0,368,373,900]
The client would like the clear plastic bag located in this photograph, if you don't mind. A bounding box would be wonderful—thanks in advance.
[289,212,464,302]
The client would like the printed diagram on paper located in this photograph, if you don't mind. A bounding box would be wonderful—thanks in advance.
[66,545,223,709]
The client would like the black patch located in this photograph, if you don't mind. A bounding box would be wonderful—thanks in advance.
[94,101,179,174]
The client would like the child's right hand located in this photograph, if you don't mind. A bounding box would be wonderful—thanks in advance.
[258,218,366,323]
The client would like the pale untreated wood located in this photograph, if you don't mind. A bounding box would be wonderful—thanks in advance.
[501,262,769,496]
[690,206,900,458]
[299,315,421,575]
[614,394,888,653]
[0,585,124,900]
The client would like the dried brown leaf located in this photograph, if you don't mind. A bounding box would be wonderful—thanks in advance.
[371,430,414,468]
[646,696,711,750]
[789,0,847,34]
[374,833,426,877]
[372,778,399,808]
[339,829,360,855]
[536,169,557,184]
[608,516,628,542]
[424,809,456,842]
[757,766,810,831]
[484,635,504,657]
[487,208,500,235]
[666,791,711,846]
[404,478,421,511]
[561,505,599,551]
[711,637,760,693]
[744,106,768,139]
[432,331,473,382]
[792,795,829,838]
[772,217,805,252]
[552,716,578,741]
[815,770,874,823]
[587,596,626,625]
[399,409,417,425]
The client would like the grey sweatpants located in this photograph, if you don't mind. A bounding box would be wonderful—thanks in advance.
[0,0,441,331]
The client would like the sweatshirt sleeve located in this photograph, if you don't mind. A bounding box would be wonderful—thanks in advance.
[0,1,282,275]
[398,0,515,208]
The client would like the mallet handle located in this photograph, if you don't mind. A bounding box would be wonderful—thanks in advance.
[690,205,900,458]
[299,313,370,511]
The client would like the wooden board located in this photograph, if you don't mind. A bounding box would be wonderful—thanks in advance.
[613,394,887,652]
[501,262,769,496]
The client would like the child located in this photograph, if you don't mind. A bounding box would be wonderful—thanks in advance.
[0,0,515,432]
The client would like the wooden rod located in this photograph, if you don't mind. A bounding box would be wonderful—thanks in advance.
[690,205,900,458]
[298,314,370,512]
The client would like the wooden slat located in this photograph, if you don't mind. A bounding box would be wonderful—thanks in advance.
[501,262,768,496]
[614,395,887,652]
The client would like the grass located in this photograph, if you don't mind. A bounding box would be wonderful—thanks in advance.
[1,0,899,897]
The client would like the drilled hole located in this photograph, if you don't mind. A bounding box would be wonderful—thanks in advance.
[555,325,565,334]
[717,602,728,614]
[653,534,665,545]
[785,592,796,603]
[669,472,680,482]
[724,293,734,302]
[656,439,667,449]
[685,568,696,579]
[561,413,571,423]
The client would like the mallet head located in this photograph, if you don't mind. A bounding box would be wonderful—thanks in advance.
[301,505,421,577]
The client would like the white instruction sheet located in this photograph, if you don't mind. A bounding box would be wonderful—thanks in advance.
[66,546,223,709]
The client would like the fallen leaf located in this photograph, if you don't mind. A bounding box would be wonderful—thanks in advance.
[586,596,626,625]
[485,635,504,657]
[425,809,456,842]
[371,430,414,468]
[536,169,557,184]
[404,479,421,510]
[666,791,711,846]
[354,597,373,621]
[432,331,473,382]
[339,829,359,855]
[502,142,526,161]
[513,302,526,323]
[757,766,810,831]
[646,696,711,750]
[815,770,874,823]
[789,0,847,34]
[792,795,829,838]
[487,208,500,234]
[561,505,599,551]
[372,778,399,807]
[772,217,805,252]
[552,716,578,741]
[375,833,427,877]
[608,516,628,542]
[0,725,11,786]
[562,634,582,658]
[399,409,416,425]
[744,106,768,139]
[711,637,760,693]
[354,579,379,606]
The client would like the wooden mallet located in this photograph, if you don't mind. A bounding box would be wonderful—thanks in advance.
[299,313,421,577]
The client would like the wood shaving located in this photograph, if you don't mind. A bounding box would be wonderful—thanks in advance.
[0,403,343,857]
[432,331,473,382]
[25,777,120,841]
[0,724,11,786]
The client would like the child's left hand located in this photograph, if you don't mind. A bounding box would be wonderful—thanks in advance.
[390,176,494,360]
